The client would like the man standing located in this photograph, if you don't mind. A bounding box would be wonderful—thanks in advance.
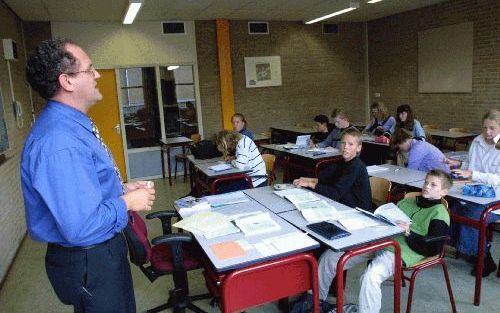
[21,39,155,312]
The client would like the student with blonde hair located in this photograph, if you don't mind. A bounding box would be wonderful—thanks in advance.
[316,109,355,149]
[364,101,396,136]
[446,109,500,276]
[214,130,267,193]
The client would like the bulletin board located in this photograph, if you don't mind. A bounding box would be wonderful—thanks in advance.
[418,22,473,93]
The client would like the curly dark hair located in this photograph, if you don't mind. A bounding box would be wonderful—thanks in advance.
[26,39,78,100]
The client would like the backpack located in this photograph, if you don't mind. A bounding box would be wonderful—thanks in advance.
[190,140,222,159]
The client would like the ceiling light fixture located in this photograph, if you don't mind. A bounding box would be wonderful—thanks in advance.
[167,65,179,71]
[367,0,384,3]
[305,1,359,24]
[123,0,143,25]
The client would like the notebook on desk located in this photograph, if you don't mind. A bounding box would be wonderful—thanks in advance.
[283,135,311,149]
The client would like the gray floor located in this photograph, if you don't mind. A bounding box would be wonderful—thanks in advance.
[0,176,499,313]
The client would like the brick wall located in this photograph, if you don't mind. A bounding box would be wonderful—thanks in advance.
[196,20,367,137]
[368,0,500,133]
[195,20,223,139]
[0,2,33,283]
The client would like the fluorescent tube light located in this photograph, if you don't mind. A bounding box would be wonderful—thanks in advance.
[305,1,359,24]
[167,66,179,71]
[367,0,383,3]
[123,0,143,25]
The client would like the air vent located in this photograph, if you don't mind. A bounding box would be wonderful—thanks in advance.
[162,22,185,34]
[323,23,339,34]
[248,21,269,35]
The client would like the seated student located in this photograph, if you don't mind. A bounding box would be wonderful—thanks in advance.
[316,109,355,150]
[295,128,371,211]
[395,104,426,140]
[311,114,335,144]
[292,170,452,313]
[391,128,450,173]
[445,109,499,276]
[364,101,396,137]
[214,130,267,193]
[231,113,254,139]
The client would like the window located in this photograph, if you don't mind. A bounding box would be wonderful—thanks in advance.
[120,67,161,148]
[159,65,198,137]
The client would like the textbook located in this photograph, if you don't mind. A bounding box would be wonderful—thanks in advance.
[366,165,389,174]
[275,189,338,223]
[204,191,250,208]
[355,203,411,226]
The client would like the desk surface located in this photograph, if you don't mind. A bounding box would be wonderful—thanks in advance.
[279,207,404,252]
[444,150,468,162]
[408,180,500,207]
[428,130,477,139]
[261,144,342,160]
[186,155,222,165]
[270,126,317,134]
[176,198,320,272]
[195,161,250,178]
[160,136,192,145]
[244,186,300,214]
[368,164,427,185]
[253,134,271,141]
[361,134,390,146]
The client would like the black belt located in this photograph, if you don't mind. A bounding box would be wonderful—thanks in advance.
[48,234,119,251]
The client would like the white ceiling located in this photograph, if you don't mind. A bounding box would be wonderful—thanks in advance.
[5,0,448,23]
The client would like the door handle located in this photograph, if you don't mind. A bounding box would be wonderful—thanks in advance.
[113,124,121,134]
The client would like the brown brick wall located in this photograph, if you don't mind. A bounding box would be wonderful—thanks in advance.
[368,0,500,133]
[196,20,367,137]
[195,20,223,139]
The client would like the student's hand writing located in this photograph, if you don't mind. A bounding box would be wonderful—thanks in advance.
[293,178,317,189]
[224,155,235,162]
[122,188,156,211]
[444,157,461,168]
[451,169,472,179]
[395,221,410,235]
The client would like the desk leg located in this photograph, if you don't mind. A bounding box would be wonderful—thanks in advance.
[182,146,187,181]
[189,161,194,192]
[161,147,166,179]
[167,147,172,186]
[336,239,401,313]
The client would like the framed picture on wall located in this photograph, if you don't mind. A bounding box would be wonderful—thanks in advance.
[244,56,282,88]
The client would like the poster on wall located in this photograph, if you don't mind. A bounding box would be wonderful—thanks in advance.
[244,56,282,88]
[0,83,9,154]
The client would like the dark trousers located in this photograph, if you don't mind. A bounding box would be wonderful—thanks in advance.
[216,178,268,194]
[45,234,136,313]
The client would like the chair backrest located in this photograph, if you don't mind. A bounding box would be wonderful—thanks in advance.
[261,153,276,185]
[295,122,306,128]
[422,124,438,130]
[123,211,152,266]
[404,192,448,208]
[369,177,392,204]
[448,127,467,133]
[259,131,271,138]
[191,133,201,144]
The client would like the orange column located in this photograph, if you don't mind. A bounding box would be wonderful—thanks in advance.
[216,19,235,130]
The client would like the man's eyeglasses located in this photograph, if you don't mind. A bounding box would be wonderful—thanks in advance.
[65,65,97,77]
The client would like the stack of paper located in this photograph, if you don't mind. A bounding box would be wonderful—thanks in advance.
[175,196,210,216]
[208,163,233,172]
[367,165,390,174]
[254,232,317,256]
[204,191,250,208]
[276,190,338,222]
[234,212,282,236]
[173,211,240,239]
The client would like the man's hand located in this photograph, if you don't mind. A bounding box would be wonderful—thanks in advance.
[124,181,154,193]
[293,177,318,189]
[121,187,156,211]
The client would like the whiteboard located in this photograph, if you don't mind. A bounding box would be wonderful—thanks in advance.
[418,22,473,93]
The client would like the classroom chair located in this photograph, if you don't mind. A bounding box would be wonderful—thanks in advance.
[175,133,202,181]
[369,176,392,210]
[210,174,253,194]
[422,125,438,145]
[448,127,469,151]
[295,122,306,128]
[314,158,340,178]
[124,211,210,313]
[261,153,277,185]
[401,192,457,313]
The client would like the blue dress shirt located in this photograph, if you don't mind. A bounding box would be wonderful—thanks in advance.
[21,101,128,247]
[239,127,254,139]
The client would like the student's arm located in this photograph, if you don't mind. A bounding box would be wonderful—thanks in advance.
[231,137,249,169]
[383,116,396,134]
[317,130,335,148]
[406,146,425,171]
[314,163,359,200]
[405,219,449,257]
[413,120,426,139]
[471,171,500,186]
